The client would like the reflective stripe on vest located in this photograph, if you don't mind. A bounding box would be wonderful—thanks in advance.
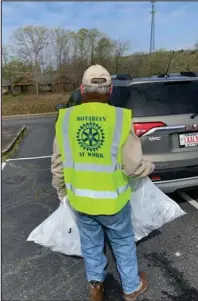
[63,161,122,172]
[62,106,124,173]
[66,182,130,199]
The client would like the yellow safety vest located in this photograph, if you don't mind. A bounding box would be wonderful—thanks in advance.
[55,102,132,215]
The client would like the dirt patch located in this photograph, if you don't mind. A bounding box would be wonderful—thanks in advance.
[2,93,72,116]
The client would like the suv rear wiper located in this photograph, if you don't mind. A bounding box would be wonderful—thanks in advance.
[191,113,198,119]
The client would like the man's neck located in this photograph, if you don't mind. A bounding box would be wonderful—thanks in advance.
[82,93,109,103]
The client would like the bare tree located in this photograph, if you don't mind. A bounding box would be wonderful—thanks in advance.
[76,28,90,76]
[52,28,72,71]
[11,26,50,94]
[2,45,15,94]
[113,40,129,73]
[88,28,101,65]
[69,31,80,84]
[2,45,11,73]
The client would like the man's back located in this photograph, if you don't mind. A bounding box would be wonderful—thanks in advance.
[51,107,154,203]
[55,102,132,215]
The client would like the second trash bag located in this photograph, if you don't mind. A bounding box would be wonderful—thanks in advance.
[130,177,186,241]
[27,177,186,256]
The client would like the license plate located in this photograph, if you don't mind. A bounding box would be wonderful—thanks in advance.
[179,132,198,147]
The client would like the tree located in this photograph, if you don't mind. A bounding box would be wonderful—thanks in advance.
[69,31,80,84]
[113,40,129,73]
[2,45,11,77]
[52,28,72,71]
[3,25,198,93]
[2,45,13,93]
[11,26,50,94]
[76,28,90,76]
[88,28,101,65]
[95,36,114,68]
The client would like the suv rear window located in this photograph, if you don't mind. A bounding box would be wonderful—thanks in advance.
[110,80,198,117]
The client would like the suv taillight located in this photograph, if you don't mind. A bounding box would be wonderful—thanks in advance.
[134,122,166,137]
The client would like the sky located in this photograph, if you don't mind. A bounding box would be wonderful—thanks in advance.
[2,1,198,53]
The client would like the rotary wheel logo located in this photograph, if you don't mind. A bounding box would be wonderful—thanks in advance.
[76,122,105,151]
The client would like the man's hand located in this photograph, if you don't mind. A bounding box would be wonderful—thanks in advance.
[150,163,155,174]
[133,161,155,178]
[58,193,66,203]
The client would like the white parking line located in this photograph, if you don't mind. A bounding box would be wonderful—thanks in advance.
[8,155,52,161]
[178,191,198,210]
[2,156,52,170]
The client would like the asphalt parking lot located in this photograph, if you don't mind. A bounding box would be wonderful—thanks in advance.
[2,116,198,301]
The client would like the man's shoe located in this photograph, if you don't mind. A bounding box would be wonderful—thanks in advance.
[122,272,148,301]
[89,281,104,301]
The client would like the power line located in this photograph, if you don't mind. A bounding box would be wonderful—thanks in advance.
[150,0,156,53]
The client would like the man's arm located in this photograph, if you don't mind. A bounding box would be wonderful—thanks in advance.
[122,123,155,177]
[51,137,66,201]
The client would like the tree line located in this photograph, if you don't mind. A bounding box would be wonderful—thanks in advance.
[2,25,198,94]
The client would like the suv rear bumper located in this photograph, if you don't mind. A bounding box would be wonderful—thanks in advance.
[154,176,198,193]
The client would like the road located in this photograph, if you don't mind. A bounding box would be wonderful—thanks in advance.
[2,116,198,301]
[2,115,56,158]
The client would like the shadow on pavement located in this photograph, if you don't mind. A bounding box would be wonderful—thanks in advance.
[105,273,122,301]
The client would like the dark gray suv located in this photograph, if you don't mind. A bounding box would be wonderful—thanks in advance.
[64,74,198,193]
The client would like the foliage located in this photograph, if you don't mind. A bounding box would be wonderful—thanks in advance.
[2,26,198,89]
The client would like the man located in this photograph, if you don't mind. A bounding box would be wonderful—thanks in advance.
[51,65,155,301]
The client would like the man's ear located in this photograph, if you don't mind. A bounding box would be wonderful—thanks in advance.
[80,84,84,94]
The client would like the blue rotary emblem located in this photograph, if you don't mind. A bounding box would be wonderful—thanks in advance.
[76,122,105,151]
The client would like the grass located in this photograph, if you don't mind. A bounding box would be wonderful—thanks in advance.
[2,92,72,116]
[2,127,27,162]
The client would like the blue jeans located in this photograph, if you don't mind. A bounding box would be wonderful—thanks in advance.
[74,201,140,294]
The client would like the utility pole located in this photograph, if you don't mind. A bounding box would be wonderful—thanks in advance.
[150,0,156,53]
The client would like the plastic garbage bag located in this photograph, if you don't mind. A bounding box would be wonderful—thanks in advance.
[27,177,186,256]
[27,197,82,256]
[130,177,186,241]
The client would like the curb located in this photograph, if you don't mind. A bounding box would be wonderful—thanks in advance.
[2,112,57,120]
[2,126,27,156]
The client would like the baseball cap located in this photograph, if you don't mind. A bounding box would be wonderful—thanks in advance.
[82,65,112,87]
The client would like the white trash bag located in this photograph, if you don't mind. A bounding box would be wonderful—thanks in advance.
[27,197,82,256]
[27,177,186,256]
[130,177,186,241]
